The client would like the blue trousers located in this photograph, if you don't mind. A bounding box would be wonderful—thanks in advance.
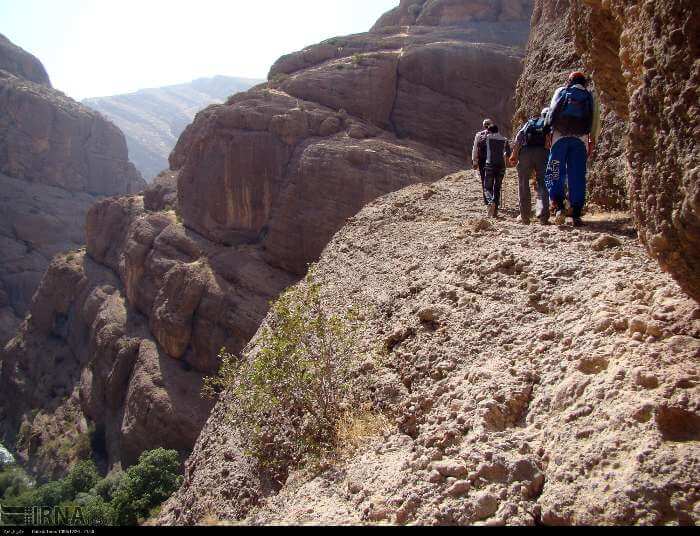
[545,137,588,218]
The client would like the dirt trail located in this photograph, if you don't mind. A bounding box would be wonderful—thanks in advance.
[163,170,699,526]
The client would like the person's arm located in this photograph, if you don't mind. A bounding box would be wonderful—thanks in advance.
[509,125,525,166]
[471,133,480,169]
[545,88,562,127]
[589,92,601,156]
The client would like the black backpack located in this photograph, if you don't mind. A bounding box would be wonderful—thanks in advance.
[550,86,594,136]
[523,118,549,147]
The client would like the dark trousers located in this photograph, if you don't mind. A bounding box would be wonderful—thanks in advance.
[483,164,505,207]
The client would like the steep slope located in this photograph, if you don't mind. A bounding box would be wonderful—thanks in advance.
[84,76,262,181]
[0,39,144,346]
[160,170,699,526]
[0,0,532,478]
[0,33,51,86]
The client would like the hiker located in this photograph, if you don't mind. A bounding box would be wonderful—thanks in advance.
[544,71,601,226]
[509,107,552,225]
[471,118,493,205]
[482,124,511,218]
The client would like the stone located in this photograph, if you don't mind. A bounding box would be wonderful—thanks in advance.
[592,235,623,251]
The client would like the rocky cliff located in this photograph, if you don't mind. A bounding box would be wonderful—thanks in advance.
[84,76,262,181]
[512,0,628,210]
[0,39,145,346]
[515,0,699,302]
[160,171,699,525]
[572,0,700,304]
[0,0,533,477]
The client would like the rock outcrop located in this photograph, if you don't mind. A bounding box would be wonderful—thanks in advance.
[0,38,144,346]
[572,0,700,303]
[160,171,700,526]
[0,33,51,86]
[513,0,628,210]
[515,0,699,303]
[174,0,532,273]
[84,76,262,181]
[1,1,533,476]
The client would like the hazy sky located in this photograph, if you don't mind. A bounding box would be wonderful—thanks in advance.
[0,0,398,100]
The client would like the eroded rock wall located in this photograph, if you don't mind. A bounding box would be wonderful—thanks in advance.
[0,39,145,346]
[513,0,628,210]
[573,0,699,302]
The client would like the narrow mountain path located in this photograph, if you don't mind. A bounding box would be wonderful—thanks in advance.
[163,170,699,526]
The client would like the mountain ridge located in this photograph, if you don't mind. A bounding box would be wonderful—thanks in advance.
[83,75,263,181]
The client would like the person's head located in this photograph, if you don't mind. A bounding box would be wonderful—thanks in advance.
[483,118,493,129]
[541,107,550,118]
[488,124,499,133]
[568,71,588,87]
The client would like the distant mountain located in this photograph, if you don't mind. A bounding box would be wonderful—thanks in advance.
[84,76,262,180]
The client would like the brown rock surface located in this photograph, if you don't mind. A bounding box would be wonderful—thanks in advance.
[571,0,700,302]
[0,37,144,345]
[0,194,296,472]
[0,33,51,86]
[160,171,699,526]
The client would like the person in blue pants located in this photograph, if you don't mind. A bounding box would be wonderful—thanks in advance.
[544,71,601,227]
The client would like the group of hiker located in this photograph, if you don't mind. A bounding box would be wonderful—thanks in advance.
[471,71,601,227]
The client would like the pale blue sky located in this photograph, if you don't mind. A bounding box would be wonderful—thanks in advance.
[0,0,398,100]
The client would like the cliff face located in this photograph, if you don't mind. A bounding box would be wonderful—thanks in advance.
[0,0,533,476]
[84,76,262,181]
[513,0,628,210]
[0,39,145,346]
[0,33,51,86]
[515,0,699,303]
[160,171,699,526]
[572,0,700,303]
[174,0,531,274]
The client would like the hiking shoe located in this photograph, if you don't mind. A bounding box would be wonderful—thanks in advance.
[488,203,497,218]
[539,217,550,225]
[517,215,531,225]
[573,217,585,227]
[554,210,566,225]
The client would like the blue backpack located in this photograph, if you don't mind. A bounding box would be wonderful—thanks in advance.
[551,86,594,136]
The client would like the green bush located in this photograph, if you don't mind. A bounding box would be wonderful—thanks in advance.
[111,448,182,525]
[90,470,123,502]
[64,460,100,497]
[0,465,31,499]
[204,269,360,480]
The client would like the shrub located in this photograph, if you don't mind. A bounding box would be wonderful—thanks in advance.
[80,495,116,526]
[90,471,123,502]
[64,460,100,497]
[0,465,31,499]
[204,269,360,481]
[111,448,182,526]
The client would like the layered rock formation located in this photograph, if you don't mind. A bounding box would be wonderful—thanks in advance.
[0,39,145,346]
[84,76,262,181]
[160,171,700,526]
[176,0,532,273]
[1,0,533,476]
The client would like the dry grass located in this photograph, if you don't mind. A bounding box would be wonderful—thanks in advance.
[334,409,391,460]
